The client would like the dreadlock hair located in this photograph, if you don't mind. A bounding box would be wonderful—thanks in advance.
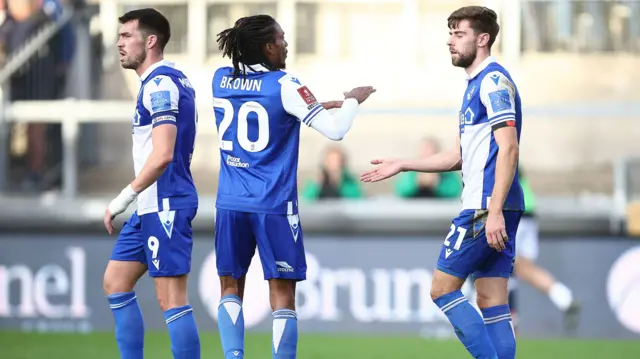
[217,15,279,79]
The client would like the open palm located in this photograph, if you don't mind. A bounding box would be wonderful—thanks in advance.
[360,158,403,183]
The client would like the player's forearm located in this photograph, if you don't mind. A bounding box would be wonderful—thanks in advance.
[310,98,359,140]
[400,148,461,173]
[130,152,173,193]
[489,143,519,213]
[107,145,172,217]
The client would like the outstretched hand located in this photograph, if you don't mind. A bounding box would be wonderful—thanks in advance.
[321,100,344,110]
[360,158,404,183]
[344,86,376,104]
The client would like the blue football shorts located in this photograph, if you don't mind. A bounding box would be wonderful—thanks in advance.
[214,208,306,281]
[110,208,197,277]
[436,209,523,279]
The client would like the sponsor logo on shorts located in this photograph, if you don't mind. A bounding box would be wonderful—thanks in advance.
[276,261,294,273]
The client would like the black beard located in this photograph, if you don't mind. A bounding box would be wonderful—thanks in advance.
[121,50,147,70]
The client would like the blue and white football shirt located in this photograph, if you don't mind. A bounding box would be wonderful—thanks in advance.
[132,60,198,215]
[213,63,330,215]
[458,56,524,211]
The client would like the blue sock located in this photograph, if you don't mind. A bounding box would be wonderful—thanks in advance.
[107,292,144,359]
[482,305,516,359]
[164,305,200,359]
[434,291,498,359]
[272,309,298,359]
[218,295,245,359]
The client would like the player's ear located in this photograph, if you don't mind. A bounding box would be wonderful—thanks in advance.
[147,34,158,50]
[477,33,490,48]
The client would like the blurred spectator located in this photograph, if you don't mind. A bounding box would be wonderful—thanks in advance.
[301,145,364,201]
[2,0,72,191]
[42,0,76,94]
[394,137,461,199]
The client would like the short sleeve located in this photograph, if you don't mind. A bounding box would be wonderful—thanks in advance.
[142,75,180,127]
[479,71,517,131]
[279,74,326,127]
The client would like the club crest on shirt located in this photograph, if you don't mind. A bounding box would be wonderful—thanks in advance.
[467,84,477,100]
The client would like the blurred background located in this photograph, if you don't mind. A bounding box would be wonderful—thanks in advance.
[1,0,640,357]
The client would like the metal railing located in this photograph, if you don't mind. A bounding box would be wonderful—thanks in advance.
[0,11,74,85]
[3,100,137,198]
[0,97,631,236]
[1,99,219,198]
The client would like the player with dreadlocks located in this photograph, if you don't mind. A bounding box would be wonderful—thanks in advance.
[211,14,375,359]
[217,15,285,77]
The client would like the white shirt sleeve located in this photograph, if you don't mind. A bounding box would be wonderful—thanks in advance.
[479,71,517,129]
[142,75,180,128]
[279,74,359,140]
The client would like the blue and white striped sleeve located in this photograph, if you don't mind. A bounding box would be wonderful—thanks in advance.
[480,71,517,131]
[279,74,326,126]
[142,75,180,128]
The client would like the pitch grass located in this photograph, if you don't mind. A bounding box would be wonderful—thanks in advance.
[1,331,639,359]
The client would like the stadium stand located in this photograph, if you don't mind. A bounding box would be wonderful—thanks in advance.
[0,0,639,235]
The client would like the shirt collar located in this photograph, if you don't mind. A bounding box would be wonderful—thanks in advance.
[238,62,270,73]
[466,56,496,81]
[140,59,174,81]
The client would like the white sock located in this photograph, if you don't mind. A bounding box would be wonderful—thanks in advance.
[548,282,573,311]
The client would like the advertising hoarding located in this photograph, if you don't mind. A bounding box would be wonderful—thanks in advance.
[0,234,638,339]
